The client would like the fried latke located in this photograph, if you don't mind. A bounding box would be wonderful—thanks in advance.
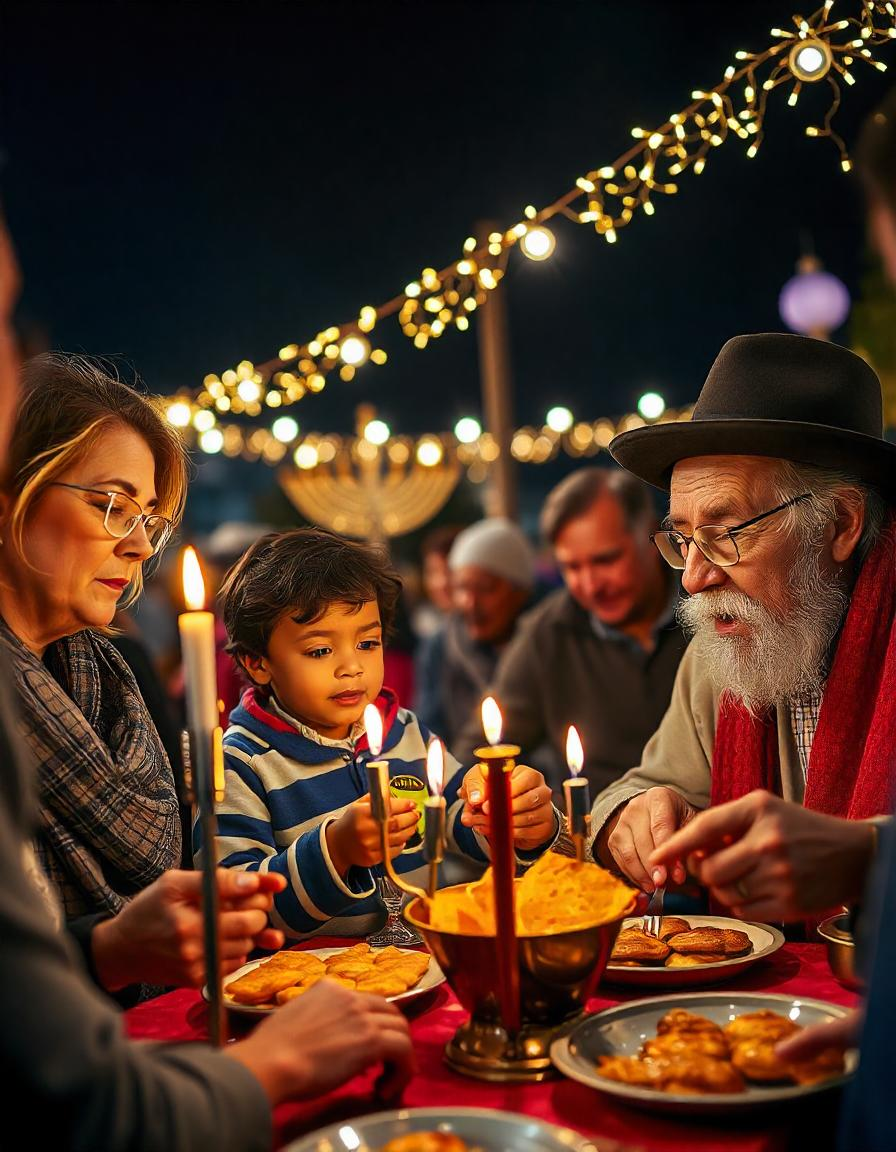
[610,928,671,964]
[641,1031,730,1061]
[658,917,692,941]
[730,1038,792,1082]
[656,1009,726,1039]
[723,1010,800,1044]
[664,952,726,968]
[379,1132,470,1152]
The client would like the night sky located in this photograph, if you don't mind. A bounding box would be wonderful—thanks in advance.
[1,1,894,533]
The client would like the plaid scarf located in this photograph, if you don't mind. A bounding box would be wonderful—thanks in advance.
[0,619,182,919]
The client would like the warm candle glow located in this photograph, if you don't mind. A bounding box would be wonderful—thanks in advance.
[363,703,383,758]
[481,696,503,746]
[566,725,584,776]
[426,739,445,796]
[182,546,207,611]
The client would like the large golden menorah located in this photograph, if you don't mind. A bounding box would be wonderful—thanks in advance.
[278,404,461,542]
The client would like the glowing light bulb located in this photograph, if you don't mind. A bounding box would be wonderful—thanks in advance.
[272,416,299,443]
[790,40,832,81]
[198,428,224,454]
[416,438,443,467]
[520,226,556,261]
[294,443,319,469]
[363,419,390,446]
[340,335,370,366]
[166,401,192,428]
[637,391,666,420]
[546,406,574,433]
[454,417,482,444]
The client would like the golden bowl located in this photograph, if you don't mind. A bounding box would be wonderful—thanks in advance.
[817,912,864,992]
[404,884,635,1082]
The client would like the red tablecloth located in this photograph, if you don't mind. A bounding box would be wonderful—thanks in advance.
[124,939,857,1152]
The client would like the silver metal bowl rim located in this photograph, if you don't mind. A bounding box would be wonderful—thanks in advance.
[281,1105,593,1151]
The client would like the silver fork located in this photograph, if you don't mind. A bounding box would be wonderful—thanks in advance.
[641,885,665,938]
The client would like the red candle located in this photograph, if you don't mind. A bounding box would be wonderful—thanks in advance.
[474,696,520,1036]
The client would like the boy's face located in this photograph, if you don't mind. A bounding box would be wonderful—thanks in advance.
[243,598,385,739]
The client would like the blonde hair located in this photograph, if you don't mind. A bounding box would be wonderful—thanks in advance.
[6,353,188,605]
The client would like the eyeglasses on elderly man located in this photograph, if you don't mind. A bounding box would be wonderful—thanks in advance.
[50,481,174,552]
[650,492,811,570]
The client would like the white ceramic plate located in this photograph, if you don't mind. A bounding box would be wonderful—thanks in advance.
[602,915,785,987]
[204,946,445,1016]
[551,991,856,1115]
[282,1107,592,1151]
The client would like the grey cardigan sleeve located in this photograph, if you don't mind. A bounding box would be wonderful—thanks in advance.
[0,747,272,1151]
[588,645,720,846]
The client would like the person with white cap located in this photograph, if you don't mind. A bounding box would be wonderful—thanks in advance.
[415,517,535,761]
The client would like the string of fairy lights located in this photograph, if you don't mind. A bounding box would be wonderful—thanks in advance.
[160,0,895,473]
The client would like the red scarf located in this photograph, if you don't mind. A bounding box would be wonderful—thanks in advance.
[711,514,896,819]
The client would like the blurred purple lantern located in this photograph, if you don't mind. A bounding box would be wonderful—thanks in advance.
[778,255,850,338]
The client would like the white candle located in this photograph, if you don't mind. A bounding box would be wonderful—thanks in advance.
[179,547,219,734]
[424,738,447,865]
[563,725,590,849]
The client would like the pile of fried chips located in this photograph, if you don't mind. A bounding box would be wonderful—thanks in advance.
[225,943,430,1007]
[426,851,635,937]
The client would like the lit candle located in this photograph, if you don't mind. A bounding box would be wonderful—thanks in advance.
[363,703,427,906]
[423,738,447,898]
[563,725,590,863]
[363,703,390,822]
[178,546,226,1046]
[179,547,219,735]
[474,695,520,1037]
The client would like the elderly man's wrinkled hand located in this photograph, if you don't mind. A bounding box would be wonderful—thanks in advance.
[648,789,878,921]
[603,787,696,890]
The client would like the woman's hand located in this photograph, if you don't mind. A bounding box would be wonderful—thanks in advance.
[90,868,286,990]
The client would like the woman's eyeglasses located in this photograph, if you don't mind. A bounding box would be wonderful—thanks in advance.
[51,483,173,553]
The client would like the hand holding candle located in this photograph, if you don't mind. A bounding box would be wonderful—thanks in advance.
[563,725,590,863]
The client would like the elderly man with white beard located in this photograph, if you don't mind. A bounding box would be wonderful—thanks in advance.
[589,331,896,924]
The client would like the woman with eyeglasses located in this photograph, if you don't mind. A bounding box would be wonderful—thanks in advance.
[0,352,298,1008]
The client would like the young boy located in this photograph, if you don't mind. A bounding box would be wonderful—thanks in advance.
[204,528,559,940]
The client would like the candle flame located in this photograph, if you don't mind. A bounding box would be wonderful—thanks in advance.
[363,703,383,757]
[182,547,206,611]
[481,696,503,746]
[426,738,445,795]
[566,725,584,775]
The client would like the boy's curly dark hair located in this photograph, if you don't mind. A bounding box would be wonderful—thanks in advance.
[219,527,402,666]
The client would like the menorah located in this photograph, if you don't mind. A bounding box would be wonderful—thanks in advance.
[278,404,461,542]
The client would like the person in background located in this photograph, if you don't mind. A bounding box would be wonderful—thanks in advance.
[416,517,536,761]
[0,214,416,1150]
[453,469,687,795]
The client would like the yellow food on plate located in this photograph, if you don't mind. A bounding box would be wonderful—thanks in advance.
[226,945,431,1007]
[378,1133,470,1152]
[596,1009,845,1095]
[426,851,635,937]
[608,918,755,969]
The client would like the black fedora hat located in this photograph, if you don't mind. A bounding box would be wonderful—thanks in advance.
[610,333,896,499]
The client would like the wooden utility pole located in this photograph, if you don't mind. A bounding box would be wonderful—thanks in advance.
[476,221,518,521]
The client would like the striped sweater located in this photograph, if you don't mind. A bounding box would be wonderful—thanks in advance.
[200,686,491,939]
